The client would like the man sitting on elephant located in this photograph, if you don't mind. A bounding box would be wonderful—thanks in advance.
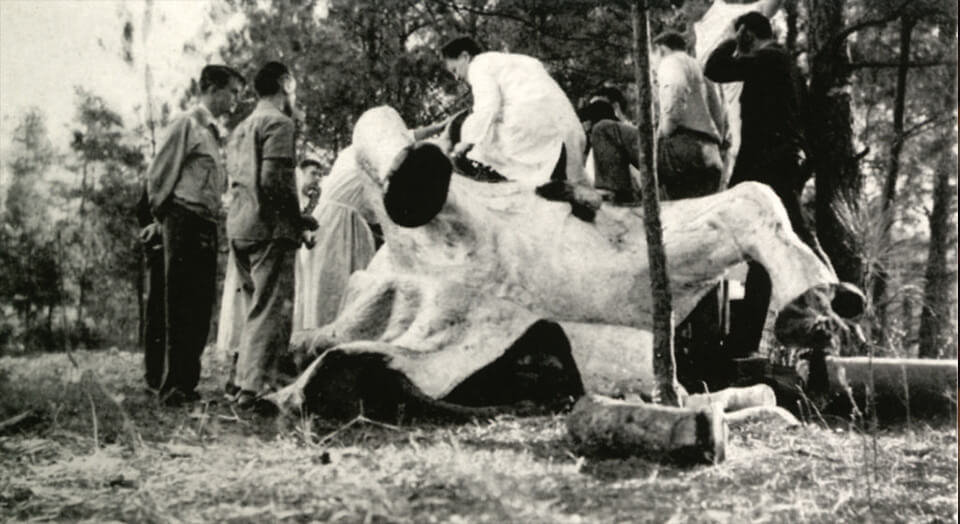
[439,36,587,187]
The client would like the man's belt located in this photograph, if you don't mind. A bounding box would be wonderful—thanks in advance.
[671,127,722,147]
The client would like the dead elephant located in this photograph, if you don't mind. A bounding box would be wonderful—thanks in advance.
[268,106,864,422]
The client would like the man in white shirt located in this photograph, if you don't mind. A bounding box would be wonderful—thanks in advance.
[652,31,727,199]
[440,36,587,188]
[591,32,728,202]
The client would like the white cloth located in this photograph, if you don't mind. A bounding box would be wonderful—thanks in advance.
[461,52,586,186]
[292,146,381,331]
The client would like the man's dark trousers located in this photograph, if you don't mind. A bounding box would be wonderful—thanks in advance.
[143,238,166,390]
[660,137,723,389]
[728,149,817,359]
[160,203,218,394]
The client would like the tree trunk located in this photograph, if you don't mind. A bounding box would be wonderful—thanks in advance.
[140,0,157,352]
[872,17,915,344]
[917,50,957,358]
[136,256,145,346]
[785,0,799,56]
[143,0,156,157]
[76,160,88,338]
[632,1,680,406]
[806,0,863,286]
[827,356,957,416]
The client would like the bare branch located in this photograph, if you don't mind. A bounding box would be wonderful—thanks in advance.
[850,59,957,70]
[903,114,956,139]
[432,0,632,51]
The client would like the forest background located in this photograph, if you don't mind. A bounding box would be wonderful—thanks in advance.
[0,0,956,361]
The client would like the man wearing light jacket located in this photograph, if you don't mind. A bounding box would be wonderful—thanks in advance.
[225,61,317,411]
[144,64,244,406]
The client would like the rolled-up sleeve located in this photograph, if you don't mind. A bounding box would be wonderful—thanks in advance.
[705,39,749,83]
[259,118,301,227]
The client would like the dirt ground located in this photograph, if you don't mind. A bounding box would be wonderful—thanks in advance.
[1,349,956,523]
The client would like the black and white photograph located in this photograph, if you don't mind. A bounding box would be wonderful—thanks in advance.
[0,0,957,522]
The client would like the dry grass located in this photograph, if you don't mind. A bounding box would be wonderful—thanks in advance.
[1,349,956,523]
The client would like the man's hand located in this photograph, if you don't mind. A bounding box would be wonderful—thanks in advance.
[300,214,319,232]
[139,222,162,249]
[301,231,316,249]
[734,24,756,57]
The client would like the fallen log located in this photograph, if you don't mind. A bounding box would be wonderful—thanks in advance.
[825,356,958,419]
[685,384,777,412]
[724,405,801,427]
[567,394,726,464]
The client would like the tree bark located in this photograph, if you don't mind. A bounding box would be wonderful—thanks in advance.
[806,0,863,286]
[76,160,88,338]
[917,39,957,358]
[567,394,726,464]
[632,0,680,406]
[827,356,957,415]
[872,16,915,344]
[785,0,799,56]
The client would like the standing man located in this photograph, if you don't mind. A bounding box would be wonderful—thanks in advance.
[440,36,587,187]
[225,61,317,410]
[705,12,822,358]
[651,31,726,199]
[144,64,244,405]
[590,32,726,204]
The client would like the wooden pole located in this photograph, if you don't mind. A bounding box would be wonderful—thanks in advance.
[632,0,680,406]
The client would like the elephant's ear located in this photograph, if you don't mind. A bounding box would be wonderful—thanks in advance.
[384,142,452,228]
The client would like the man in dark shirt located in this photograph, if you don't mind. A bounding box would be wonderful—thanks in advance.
[225,61,317,410]
[705,12,823,358]
[143,64,244,405]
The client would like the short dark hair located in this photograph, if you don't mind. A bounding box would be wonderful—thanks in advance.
[441,36,482,59]
[735,12,773,40]
[199,65,244,93]
[299,158,322,170]
[590,86,627,113]
[254,61,290,97]
[577,100,617,125]
[652,31,687,52]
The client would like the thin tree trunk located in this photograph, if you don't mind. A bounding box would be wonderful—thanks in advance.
[632,0,680,407]
[136,255,145,346]
[76,160,88,338]
[47,303,53,346]
[917,40,957,358]
[785,0,799,57]
[56,230,72,352]
[807,0,863,286]
[872,16,915,344]
[143,0,156,155]
[139,0,152,341]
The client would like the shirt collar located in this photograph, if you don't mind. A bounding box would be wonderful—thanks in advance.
[254,99,291,121]
[191,103,223,140]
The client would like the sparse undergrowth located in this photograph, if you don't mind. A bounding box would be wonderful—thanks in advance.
[0,349,956,523]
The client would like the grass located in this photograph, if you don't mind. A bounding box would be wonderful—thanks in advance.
[0,349,956,523]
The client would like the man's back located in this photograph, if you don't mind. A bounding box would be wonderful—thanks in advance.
[657,51,722,143]
[462,51,586,186]
[226,100,297,242]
